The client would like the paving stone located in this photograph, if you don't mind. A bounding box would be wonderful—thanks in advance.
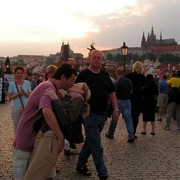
[0,102,180,180]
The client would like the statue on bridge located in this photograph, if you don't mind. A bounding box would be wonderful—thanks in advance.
[87,43,96,52]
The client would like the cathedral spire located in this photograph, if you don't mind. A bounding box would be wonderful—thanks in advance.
[160,31,162,45]
[160,31,162,40]
[151,26,154,36]
[141,31,146,49]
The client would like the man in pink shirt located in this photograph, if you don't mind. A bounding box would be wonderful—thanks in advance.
[13,64,77,180]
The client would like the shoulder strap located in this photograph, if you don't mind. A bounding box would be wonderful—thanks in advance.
[15,82,24,109]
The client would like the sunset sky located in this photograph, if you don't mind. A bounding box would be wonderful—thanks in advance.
[0,0,180,57]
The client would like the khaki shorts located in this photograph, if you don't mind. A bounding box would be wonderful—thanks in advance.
[24,131,59,180]
[157,94,168,107]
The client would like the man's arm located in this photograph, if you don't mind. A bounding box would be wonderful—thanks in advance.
[42,107,64,152]
[109,92,119,122]
[167,78,172,86]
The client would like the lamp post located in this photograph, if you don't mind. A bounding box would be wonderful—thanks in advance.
[121,42,128,76]
[5,56,11,74]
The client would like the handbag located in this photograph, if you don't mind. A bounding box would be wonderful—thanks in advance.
[15,82,24,109]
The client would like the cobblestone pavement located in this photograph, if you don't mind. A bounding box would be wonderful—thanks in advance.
[0,102,180,180]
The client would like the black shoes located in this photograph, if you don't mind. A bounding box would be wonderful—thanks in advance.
[127,138,134,143]
[64,149,71,156]
[76,165,91,176]
[105,133,114,139]
[76,165,108,179]
[99,176,108,180]
[69,142,76,149]
[140,132,155,135]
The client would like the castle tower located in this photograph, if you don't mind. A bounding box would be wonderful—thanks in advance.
[141,32,146,49]
[146,33,150,47]
[160,31,162,45]
[148,26,156,47]
[59,41,74,62]
[59,41,70,61]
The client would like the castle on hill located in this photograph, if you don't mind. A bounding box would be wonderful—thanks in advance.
[140,26,180,58]
[141,26,177,49]
[102,26,180,59]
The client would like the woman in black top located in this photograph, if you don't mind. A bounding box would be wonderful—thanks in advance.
[141,74,159,135]
[126,61,145,138]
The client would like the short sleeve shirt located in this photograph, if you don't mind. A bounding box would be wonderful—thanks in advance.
[8,80,32,108]
[13,80,59,152]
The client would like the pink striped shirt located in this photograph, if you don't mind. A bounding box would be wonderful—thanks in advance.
[13,80,61,152]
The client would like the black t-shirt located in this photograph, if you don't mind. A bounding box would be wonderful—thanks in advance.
[75,68,115,115]
[114,77,132,99]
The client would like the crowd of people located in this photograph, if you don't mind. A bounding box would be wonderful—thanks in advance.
[5,49,180,180]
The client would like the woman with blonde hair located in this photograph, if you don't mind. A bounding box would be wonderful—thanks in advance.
[132,61,144,74]
[126,61,145,138]
[43,64,57,81]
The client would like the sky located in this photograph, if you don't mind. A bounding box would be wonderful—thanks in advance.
[0,0,180,57]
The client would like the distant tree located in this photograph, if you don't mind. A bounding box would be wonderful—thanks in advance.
[159,53,180,64]
[106,53,114,61]
[148,53,156,62]
[131,54,140,61]
[126,53,140,65]
[140,54,146,61]
[114,53,121,63]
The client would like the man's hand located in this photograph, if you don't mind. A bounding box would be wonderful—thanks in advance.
[57,136,64,153]
[69,92,83,101]
[42,108,64,153]
[19,88,25,95]
[44,88,58,100]
[112,110,119,123]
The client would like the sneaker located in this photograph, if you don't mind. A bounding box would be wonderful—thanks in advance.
[164,126,170,130]
[76,165,91,176]
[141,131,146,135]
[105,133,114,139]
[127,138,134,143]
[150,132,155,135]
[157,118,162,121]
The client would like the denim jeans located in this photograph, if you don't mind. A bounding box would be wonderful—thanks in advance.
[77,113,108,177]
[108,99,134,139]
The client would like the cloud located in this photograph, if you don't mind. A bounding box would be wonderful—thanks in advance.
[0,0,180,57]
[72,0,180,51]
